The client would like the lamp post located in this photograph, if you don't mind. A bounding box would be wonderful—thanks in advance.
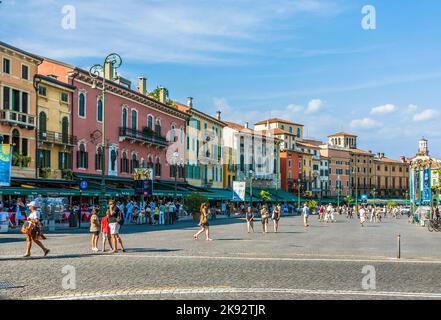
[171,151,180,201]
[297,178,301,212]
[89,53,122,216]
[249,170,254,208]
[337,175,341,209]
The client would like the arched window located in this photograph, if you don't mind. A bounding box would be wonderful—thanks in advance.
[12,129,20,154]
[95,146,103,171]
[131,109,137,131]
[122,108,128,129]
[155,118,161,136]
[79,93,86,117]
[38,112,47,140]
[131,153,139,173]
[77,143,88,169]
[296,128,301,138]
[148,155,153,169]
[120,151,129,173]
[62,117,69,144]
[170,123,176,142]
[155,157,161,177]
[148,115,154,129]
[97,98,103,122]
[141,158,146,169]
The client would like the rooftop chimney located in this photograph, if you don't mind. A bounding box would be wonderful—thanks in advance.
[159,87,167,104]
[216,111,221,120]
[187,97,193,108]
[138,77,147,95]
[400,156,406,163]
[244,122,249,129]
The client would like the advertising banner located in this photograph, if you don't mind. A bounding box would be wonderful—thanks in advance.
[423,168,431,202]
[134,168,154,196]
[232,181,246,202]
[0,144,12,187]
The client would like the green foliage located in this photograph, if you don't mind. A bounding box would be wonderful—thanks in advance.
[142,126,155,136]
[62,169,73,180]
[307,200,318,213]
[148,86,176,107]
[40,167,51,178]
[260,190,272,202]
[387,201,398,208]
[12,152,32,168]
[184,193,208,215]
[345,195,354,205]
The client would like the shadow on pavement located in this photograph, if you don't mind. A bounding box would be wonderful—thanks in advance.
[124,248,182,253]
[0,238,24,244]
[0,253,97,261]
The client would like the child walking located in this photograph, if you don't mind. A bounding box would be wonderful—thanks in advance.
[90,208,100,252]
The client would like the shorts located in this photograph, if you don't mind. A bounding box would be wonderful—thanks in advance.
[90,231,99,236]
[199,222,209,228]
[273,218,280,222]
[109,222,120,235]
[261,218,268,224]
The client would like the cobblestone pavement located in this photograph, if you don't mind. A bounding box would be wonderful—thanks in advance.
[1,215,441,300]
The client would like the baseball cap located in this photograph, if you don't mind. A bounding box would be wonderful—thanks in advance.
[27,201,37,207]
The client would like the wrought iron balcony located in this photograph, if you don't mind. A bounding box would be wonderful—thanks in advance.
[38,130,77,146]
[0,110,35,129]
[119,127,168,147]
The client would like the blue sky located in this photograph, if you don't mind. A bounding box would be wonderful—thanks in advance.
[1,0,440,159]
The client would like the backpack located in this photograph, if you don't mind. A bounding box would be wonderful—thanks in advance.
[115,207,125,225]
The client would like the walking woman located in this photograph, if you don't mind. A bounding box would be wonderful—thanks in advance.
[272,203,281,233]
[107,200,126,253]
[89,208,100,252]
[245,206,255,233]
[260,204,270,233]
[193,202,212,241]
[23,201,50,258]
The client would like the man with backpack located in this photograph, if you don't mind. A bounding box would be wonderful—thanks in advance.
[107,199,126,253]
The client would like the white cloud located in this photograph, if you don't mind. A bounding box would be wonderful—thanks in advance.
[371,104,396,115]
[406,104,418,114]
[305,99,324,114]
[350,118,382,129]
[287,104,303,112]
[413,109,439,122]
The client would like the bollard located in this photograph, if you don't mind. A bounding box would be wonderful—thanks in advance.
[397,234,401,259]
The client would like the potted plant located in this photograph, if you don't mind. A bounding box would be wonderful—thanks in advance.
[40,167,51,179]
[62,169,73,180]
[12,152,21,167]
[142,126,155,137]
[21,156,32,168]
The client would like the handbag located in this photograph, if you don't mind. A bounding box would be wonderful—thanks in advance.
[21,220,34,235]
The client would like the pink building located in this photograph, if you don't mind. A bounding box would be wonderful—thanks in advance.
[39,59,189,189]
[320,146,351,197]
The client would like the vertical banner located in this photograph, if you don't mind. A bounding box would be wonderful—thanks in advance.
[134,168,154,196]
[423,168,431,203]
[232,181,246,202]
[0,144,12,187]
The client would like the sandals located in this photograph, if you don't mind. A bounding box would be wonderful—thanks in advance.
[193,235,199,240]
[44,249,50,257]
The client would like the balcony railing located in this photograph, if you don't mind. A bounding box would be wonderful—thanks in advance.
[119,127,168,147]
[38,130,77,146]
[0,110,35,129]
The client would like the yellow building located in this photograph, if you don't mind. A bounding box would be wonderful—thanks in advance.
[373,153,410,198]
[35,75,76,180]
[0,41,42,179]
[176,99,226,189]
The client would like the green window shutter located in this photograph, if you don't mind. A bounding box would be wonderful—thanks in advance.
[58,152,63,170]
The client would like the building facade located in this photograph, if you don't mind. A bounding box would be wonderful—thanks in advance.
[39,59,189,185]
[176,100,226,189]
[0,41,42,179]
[34,75,76,180]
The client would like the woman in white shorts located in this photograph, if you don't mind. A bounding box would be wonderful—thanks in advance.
[107,200,126,253]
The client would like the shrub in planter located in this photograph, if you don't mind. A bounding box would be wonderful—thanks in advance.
[183,193,208,220]
[40,167,51,179]
[62,169,73,180]
[142,126,155,136]
[21,156,32,168]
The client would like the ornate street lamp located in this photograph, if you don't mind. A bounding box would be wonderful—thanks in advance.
[88,53,122,215]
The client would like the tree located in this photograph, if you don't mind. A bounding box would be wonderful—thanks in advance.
[183,193,208,220]
[307,200,318,213]
[345,195,354,206]
[260,190,272,202]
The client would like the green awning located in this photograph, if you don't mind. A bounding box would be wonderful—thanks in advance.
[0,188,80,196]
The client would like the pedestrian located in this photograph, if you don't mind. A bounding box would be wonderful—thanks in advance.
[100,213,113,252]
[359,205,367,227]
[154,206,159,225]
[89,208,100,252]
[272,203,281,233]
[107,199,126,253]
[260,204,270,233]
[302,203,310,227]
[22,201,50,258]
[370,206,376,223]
[330,205,336,223]
[15,198,27,227]
[193,203,212,241]
[125,201,133,224]
[245,206,255,233]
[318,205,325,222]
